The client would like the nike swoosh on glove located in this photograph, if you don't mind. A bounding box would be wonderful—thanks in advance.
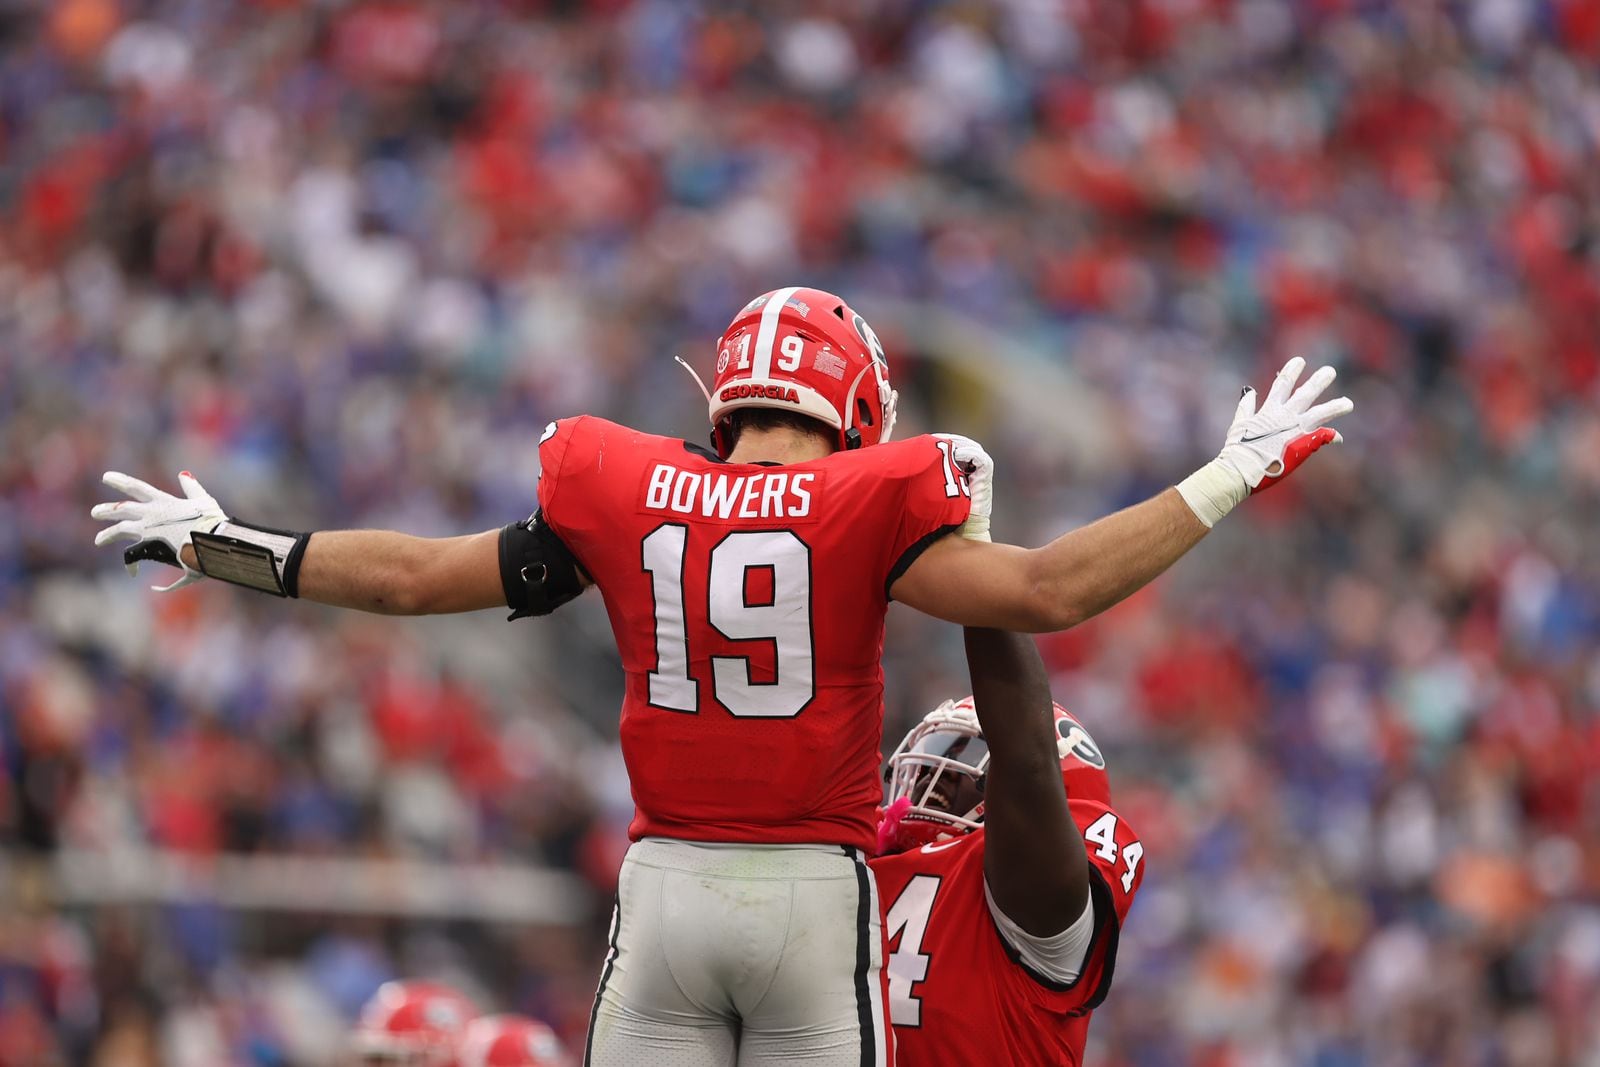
[1176,356,1353,528]
[934,433,993,542]
[91,471,227,591]
[1218,355,1353,492]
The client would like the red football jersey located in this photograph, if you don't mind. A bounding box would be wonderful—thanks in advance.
[537,416,971,850]
[869,800,1144,1066]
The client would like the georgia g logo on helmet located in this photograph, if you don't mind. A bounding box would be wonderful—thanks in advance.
[1056,715,1106,769]
[851,312,887,367]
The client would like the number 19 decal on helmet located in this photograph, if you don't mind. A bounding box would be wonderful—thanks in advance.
[687,286,900,457]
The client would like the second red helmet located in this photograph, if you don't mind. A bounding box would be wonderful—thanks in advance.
[457,1014,568,1067]
[351,980,479,1066]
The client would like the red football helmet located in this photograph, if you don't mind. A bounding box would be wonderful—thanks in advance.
[457,1015,568,1067]
[350,980,479,1066]
[879,698,1111,854]
[690,286,899,457]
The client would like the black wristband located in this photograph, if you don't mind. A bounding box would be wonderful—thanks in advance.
[282,530,311,598]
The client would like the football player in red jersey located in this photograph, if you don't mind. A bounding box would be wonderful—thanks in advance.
[872,627,1139,1066]
[94,287,1349,1065]
[350,980,479,1066]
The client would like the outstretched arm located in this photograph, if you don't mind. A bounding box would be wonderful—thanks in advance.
[894,357,1351,631]
[92,472,584,617]
[279,529,504,614]
[894,491,1204,631]
[965,627,1088,937]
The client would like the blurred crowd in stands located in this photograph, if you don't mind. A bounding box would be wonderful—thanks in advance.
[3,0,1598,1063]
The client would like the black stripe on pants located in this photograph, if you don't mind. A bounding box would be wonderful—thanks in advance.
[846,846,876,1067]
[583,900,622,1066]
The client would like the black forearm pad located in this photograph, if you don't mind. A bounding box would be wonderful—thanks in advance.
[499,510,586,621]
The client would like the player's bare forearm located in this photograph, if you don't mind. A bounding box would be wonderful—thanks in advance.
[299,529,505,614]
[893,488,1207,632]
[182,528,505,615]
[1027,487,1207,628]
[965,628,1089,936]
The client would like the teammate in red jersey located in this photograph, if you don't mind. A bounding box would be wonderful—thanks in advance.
[94,286,1349,1065]
[872,628,1139,1066]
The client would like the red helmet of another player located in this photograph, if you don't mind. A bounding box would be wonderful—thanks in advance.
[351,980,479,1066]
[879,698,1111,854]
[457,1015,568,1067]
[698,286,899,457]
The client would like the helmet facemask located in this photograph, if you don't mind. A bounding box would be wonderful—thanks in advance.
[881,700,988,854]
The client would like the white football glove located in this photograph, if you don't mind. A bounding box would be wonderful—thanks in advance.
[1177,356,1354,527]
[92,471,227,591]
[934,433,993,542]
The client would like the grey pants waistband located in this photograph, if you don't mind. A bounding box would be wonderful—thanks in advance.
[626,837,868,879]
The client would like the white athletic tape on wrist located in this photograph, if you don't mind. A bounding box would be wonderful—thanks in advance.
[1176,459,1249,529]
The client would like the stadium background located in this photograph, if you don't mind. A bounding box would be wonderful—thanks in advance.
[4,0,1600,1063]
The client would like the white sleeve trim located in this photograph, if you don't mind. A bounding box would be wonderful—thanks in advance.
[983,878,1096,984]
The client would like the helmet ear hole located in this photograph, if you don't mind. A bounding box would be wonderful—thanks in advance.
[856,398,874,427]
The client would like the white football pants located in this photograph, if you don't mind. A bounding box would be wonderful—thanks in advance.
[583,838,891,1067]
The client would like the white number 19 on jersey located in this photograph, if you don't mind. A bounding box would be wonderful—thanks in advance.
[641,525,815,718]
